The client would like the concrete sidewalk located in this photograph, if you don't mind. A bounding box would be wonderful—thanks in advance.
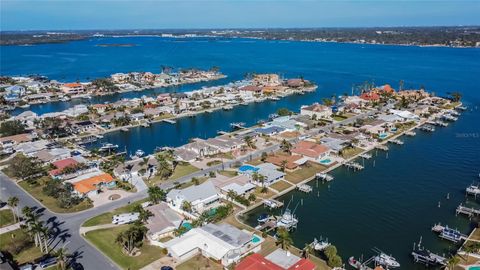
[0,221,23,235]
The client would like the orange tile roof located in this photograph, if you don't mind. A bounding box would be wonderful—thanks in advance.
[235,254,282,270]
[74,173,115,194]
[266,154,302,170]
[292,140,329,158]
[63,83,82,88]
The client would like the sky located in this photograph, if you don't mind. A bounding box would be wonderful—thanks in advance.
[1,0,480,31]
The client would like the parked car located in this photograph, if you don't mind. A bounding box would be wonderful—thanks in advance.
[39,257,57,269]
[18,263,34,270]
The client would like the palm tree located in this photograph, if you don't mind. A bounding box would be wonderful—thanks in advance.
[258,174,268,193]
[275,227,293,251]
[116,225,147,255]
[181,201,193,213]
[7,196,19,223]
[244,136,255,149]
[446,255,460,270]
[22,206,36,230]
[54,247,70,270]
[29,220,46,253]
[280,139,292,154]
[147,186,166,204]
[302,243,313,259]
[280,160,288,172]
[226,190,237,201]
[133,205,153,224]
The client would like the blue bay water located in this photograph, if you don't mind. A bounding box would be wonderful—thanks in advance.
[2,37,480,268]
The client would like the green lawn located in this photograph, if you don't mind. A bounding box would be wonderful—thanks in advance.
[269,180,293,193]
[218,170,238,178]
[285,162,327,184]
[0,228,43,265]
[18,181,92,213]
[206,160,222,167]
[333,115,348,121]
[83,198,148,227]
[85,225,165,270]
[340,147,364,159]
[148,163,200,186]
[0,209,15,228]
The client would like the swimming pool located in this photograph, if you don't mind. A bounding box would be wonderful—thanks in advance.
[468,266,480,270]
[181,222,193,230]
[252,234,261,243]
[379,133,388,139]
[320,158,332,164]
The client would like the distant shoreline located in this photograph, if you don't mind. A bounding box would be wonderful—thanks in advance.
[95,43,136,47]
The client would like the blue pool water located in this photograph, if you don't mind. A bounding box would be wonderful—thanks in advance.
[469,266,480,270]
[379,133,388,139]
[252,235,261,244]
[320,159,332,164]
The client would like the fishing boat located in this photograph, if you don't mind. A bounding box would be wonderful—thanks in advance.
[312,237,330,251]
[276,208,298,230]
[130,149,145,159]
[121,127,129,132]
[373,249,400,268]
[405,131,416,136]
[263,200,279,209]
[19,104,30,108]
[411,237,446,266]
[439,226,463,243]
[257,213,270,223]
[61,96,71,101]
[348,256,373,270]
[268,113,279,120]
[457,106,467,111]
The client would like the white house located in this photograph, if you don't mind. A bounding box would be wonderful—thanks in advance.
[145,202,184,242]
[166,180,220,215]
[165,223,263,266]
[300,103,332,119]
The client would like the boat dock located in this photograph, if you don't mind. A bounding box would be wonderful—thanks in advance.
[162,119,177,124]
[419,125,435,132]
[297,184,313,193]
[262,199,284,209]
[466,184,480,197]
[344,161,364,171]
[375,144,389,151]
[230,122,246,129]
[456,204,480,217]
[359,153,372,159]
[316,173,334,182]
[405,131,416,136]
[389,139,404,145]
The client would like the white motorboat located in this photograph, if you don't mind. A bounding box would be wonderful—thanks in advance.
[374,252,400,268]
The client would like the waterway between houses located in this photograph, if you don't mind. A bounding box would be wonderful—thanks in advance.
[2,36,480,269]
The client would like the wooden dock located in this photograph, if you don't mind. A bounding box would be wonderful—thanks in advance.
[162,119,177,124]
[456,204,480,217]
[297,184,313,193]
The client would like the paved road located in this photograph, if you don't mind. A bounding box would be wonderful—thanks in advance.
[0,172,147,270]
[0,106,387,269]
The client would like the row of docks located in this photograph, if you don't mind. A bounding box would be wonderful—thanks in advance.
[389,139,404,145]
[456,204,480,217]
[405,130,416,136]
[375,144,389,151]
[418,125,435,132]
[315,173,334,182]
[344,161,364,171]
[297,184,313,193]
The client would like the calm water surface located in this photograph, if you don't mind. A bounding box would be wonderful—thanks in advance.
[2,37,480,268]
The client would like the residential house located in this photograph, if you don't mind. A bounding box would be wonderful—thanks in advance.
[238,163,285,186]
[300,103,332,119]
[61,83,85,95]
[73,173,116,197]
[253,74,281,87]
[165,223,263,266]
[291,141,330,163]
[236,252,316,270]
[166,180,220,215]
[0,133,35,149]
[145,202,184,242]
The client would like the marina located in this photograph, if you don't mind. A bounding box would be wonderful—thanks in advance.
[297,184,313,193]
[315,173,334,182]
[456,204,480,217]
[1,35,479,270]
[344,161,364,171]
[411,237,446,266]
